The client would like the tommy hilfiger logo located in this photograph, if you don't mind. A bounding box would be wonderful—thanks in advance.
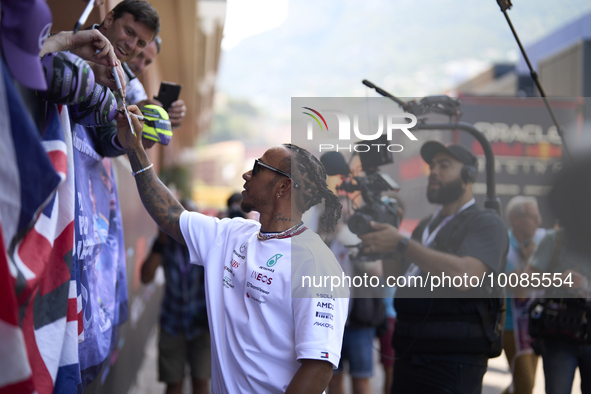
[321,352,329,359]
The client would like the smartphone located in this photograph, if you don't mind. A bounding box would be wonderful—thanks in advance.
[154,81,182,111]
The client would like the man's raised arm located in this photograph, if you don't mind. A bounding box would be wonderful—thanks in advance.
[115,105,186,245]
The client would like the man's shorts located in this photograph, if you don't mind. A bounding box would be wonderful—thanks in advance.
[158,328,211,383]
[335,326,375,378]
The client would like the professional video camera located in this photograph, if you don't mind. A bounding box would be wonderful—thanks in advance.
[321,135,401,240]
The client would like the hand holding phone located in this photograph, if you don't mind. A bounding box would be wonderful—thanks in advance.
[167,99,187,129]
[154,81,182,111]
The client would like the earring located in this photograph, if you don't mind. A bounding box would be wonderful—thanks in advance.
[276,193,280,199]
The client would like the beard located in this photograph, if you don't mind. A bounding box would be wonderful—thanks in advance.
[427,177,465,205]
[240,183,274,213]
[240,199,254,213]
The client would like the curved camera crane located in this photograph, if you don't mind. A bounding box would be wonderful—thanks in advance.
[362,79,501,215]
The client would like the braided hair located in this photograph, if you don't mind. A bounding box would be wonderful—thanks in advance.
[280,144,342,232]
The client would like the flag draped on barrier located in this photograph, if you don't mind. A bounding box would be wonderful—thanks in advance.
[73,124,128,389]
[0,56,128,393]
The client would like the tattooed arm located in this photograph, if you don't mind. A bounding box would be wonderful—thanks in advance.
[115,105,186,245]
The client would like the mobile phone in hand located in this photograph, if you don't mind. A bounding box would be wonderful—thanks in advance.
[154,81,182,111]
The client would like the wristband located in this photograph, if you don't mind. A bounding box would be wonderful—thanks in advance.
[396,236,410,256]
[132,163,153,177]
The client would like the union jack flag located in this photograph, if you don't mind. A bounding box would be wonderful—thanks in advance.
[0,59,79,394]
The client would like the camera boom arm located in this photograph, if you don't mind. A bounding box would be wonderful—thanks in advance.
[362,80,501,215]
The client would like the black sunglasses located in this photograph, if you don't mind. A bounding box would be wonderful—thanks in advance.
[253,159,300,189]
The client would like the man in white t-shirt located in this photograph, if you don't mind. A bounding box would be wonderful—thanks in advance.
[116,108,348,393]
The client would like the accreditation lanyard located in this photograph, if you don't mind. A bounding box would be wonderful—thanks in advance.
[405,199,475,279]
[421,198,475,247]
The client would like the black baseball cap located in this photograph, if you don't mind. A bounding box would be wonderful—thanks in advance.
[420,141,477,166]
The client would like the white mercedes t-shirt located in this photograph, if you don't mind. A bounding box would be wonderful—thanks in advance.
[180,212,349,393]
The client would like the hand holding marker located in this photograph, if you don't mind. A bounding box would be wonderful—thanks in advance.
[112,66,135,137]
[116,105,173,145]
[116,108,146,122]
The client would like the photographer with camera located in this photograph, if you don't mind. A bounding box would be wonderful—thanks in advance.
[320,149,395,394]
[325,196,385,394]
[360,141,508,394]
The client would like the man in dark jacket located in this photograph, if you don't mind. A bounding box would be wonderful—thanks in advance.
[360,141,508,394]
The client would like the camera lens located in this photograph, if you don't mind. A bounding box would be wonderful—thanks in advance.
[348,212,374,235]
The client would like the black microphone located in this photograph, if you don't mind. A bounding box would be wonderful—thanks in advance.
[362,79,408,109]
[320,151,350,176]
[362,79,375,89]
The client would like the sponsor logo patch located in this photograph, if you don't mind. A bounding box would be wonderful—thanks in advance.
[246,281,270,295]
[250,270,273,285]
[246,292,266,304]
[314,321,334,330]
[316,311,333,320]
[266,253,282,267]
[316,293,336,301]
[316,302,334,310]
[240,241,248,253]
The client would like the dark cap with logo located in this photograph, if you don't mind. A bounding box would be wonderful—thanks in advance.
[1,0,53,90]
[420,141,477,166]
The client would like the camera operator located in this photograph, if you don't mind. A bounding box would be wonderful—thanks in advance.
[360,141,508,394]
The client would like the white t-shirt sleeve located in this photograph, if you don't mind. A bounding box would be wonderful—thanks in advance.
[293,295,348,368]
[179,211,259,266]
[291,242,349,368]
[179,211,230,265]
